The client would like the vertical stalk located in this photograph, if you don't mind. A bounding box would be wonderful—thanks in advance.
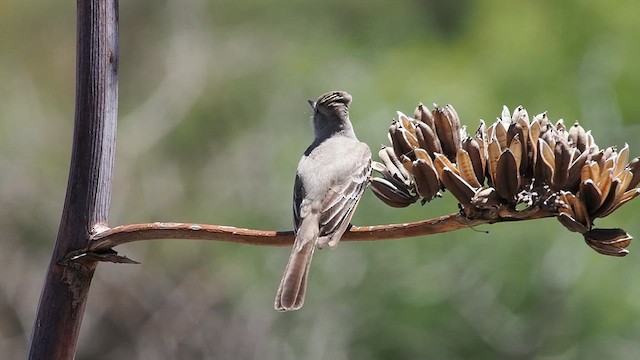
[28,1,118,359]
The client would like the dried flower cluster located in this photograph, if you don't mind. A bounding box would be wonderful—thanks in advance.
[371,103,640,256]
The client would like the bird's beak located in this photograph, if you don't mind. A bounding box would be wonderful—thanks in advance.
[307,100,316,110]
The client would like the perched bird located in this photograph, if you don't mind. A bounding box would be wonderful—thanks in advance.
[275,91,372,311]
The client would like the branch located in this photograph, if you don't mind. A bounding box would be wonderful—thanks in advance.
[82,207,557,255]
[29,1,119,359]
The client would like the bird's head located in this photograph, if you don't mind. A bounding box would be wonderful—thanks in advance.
[309,91,353,136]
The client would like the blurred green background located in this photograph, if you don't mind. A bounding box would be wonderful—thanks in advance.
[2,0,640,359]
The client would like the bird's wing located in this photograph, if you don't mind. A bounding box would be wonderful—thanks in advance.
[317,153,372,248]
[292,173,306,234]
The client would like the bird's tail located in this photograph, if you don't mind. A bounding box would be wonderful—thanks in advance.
[275,214,319,311]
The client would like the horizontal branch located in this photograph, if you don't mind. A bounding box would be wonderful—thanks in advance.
[86,207,557,254]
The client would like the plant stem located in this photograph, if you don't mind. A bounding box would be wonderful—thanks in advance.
[28,1,118,359]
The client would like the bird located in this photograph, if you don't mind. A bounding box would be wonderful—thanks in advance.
[275,91,372,311]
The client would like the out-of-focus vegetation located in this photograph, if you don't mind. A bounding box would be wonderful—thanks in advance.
[2,0,640,359]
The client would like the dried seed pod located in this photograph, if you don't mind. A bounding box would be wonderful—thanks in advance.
[506,122,522,146]
[501,105,511,124]
[494,120,508,149]
[494,149,520,201]
[540,129,556,150]
[456,148,482,189]
[397,111,416,135]
[510,121,529,174]
[370,177,418,208]
[529,119,541,170]
[486,121,496,144]
[415,122,442,156]
[440,167,476,207]
[389,123,414,159]
[579,179,603,214]
[400,127,419,149]
[601,147,615,167]
[433,153,460,178]
[514,109,531,161]
[564,192,591,229]
[568,122,588,152]
[508,135,523,174]
[378,146,412,187]
[475,120,488,164]
[595,170,613,208]
[590,150,605,168]
[558,212,589,233]
[412,158,440,201]
[487,140,501,186]
[598,188,640,218]
[445,104,462,150]
[476,119,488,140]
[626,157,640,191]
[613,143,629,178]
[400,155,414,175]
[585,130,598,151]
[566,149,591,192]
[538,112,551,131]
[413,148,431,162]
[538,139,555,185]
[583,228,631,257]
[616,168,633,194]
[592,179,620,218]
[581,161,601,186]
[553,140,571,189]
[602,156,615,179]
[414,103,435,130]
[462,137,485,185]
[511,105,529,124]
[432,106,460,161]
[529,117,541,141]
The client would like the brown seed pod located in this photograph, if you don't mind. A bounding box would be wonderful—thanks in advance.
[378,146,412,187]
[558,212,589,234]
[566,149,591,192]
[462,137,485,186]
[397,112,416,135]
[583,228,631,257]
[487,140,501,186]
[613,144,629,178]
[412,158,440,201]
[415,122,442,157]
[440,167,475,207]
[433,153,460,178]
[564,192,591,229]
[625,157,640,191]
[538,139,555,186]
[553,140,571,189]
[414,103,435,130]
[568,122,588,152]
[579,179,603,214]
[370,177,418,208]
[494,149,519,201]
[389,123,414,159]
[433,105,461,161]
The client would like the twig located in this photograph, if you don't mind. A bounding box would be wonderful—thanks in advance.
[82,207,557,255]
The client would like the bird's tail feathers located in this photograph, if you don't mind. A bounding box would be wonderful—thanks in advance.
[274,214,320,311]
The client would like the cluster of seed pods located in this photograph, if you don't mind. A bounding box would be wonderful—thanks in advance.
[371,103,640,256]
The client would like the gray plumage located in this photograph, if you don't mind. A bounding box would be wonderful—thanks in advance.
[274,91,372,312]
